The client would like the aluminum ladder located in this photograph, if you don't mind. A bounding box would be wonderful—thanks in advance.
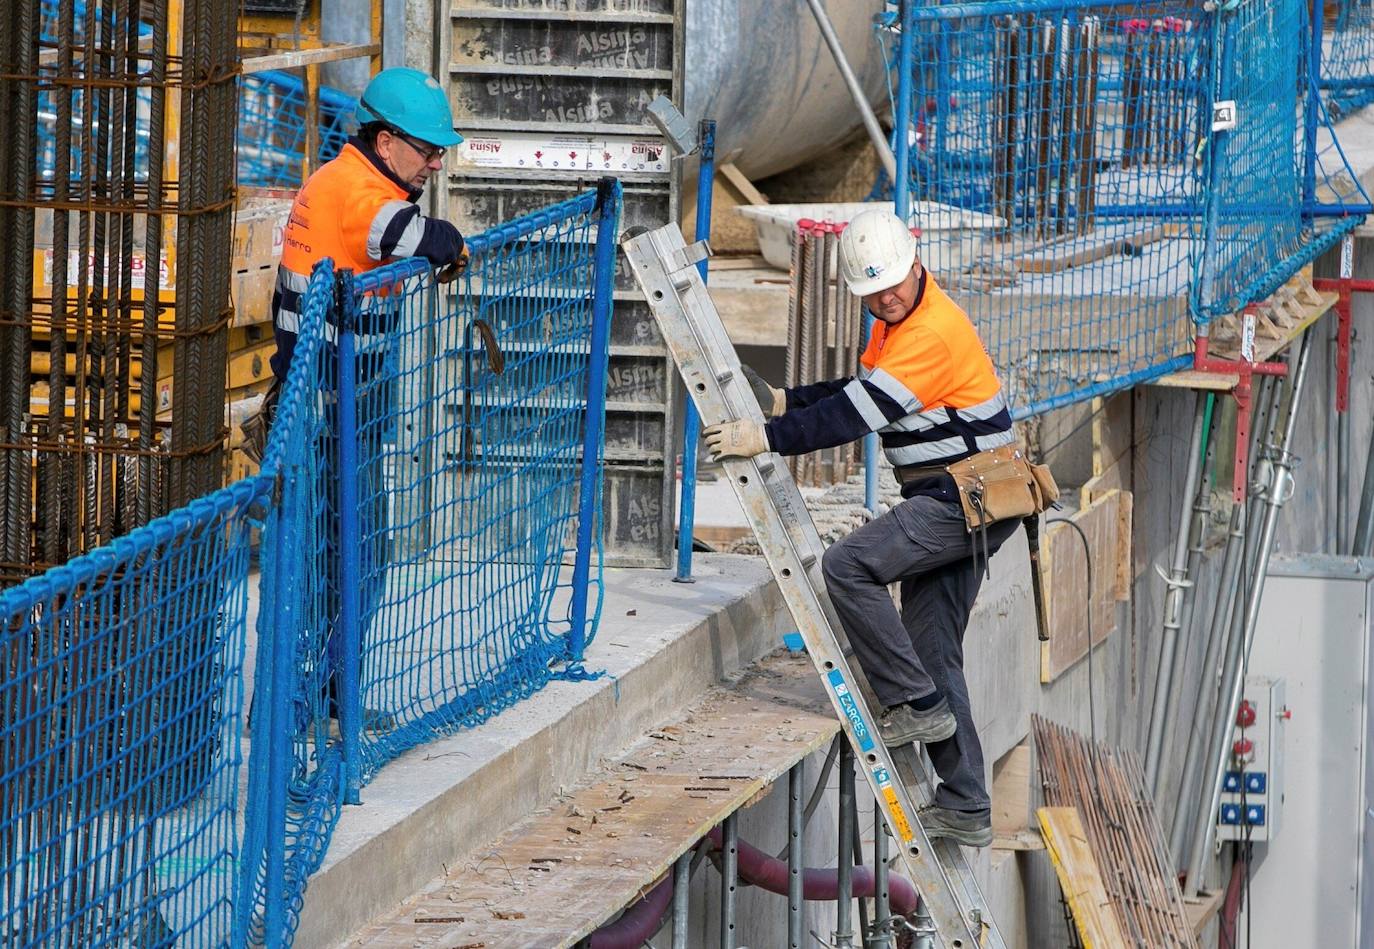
[624,224,1008,949]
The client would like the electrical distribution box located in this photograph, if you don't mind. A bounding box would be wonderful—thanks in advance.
[1239,554,1374,949]
[1216,675,1285,842]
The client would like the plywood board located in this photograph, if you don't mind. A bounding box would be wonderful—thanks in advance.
[350,662,839,949]
[1038,807,1128,949]
[991,742,1032,837]
[1040,489,1131,683]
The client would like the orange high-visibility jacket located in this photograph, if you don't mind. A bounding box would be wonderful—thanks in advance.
[765,270,1013,472]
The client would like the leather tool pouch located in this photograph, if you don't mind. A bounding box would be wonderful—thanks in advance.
[946,444,1059,532]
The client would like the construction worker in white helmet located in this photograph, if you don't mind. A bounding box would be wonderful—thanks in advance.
[703,207,1021,847]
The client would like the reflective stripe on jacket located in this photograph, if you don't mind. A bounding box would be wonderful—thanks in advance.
[270,139,463,381]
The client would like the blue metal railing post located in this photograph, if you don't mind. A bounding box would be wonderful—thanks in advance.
[676,120,716,582]
[1304,0,1326,218]
[570,178,621,659]
[335,270,363,805]
[870,0,915,512]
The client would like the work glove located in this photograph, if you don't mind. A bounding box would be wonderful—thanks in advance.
[741,363,785,418]
[435,245,471,285]
[703,419,770,460]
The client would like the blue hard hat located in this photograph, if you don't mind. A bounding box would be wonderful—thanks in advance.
[356,67,463,148]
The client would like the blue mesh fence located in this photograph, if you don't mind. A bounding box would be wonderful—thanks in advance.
[882,0,1367,416]
[0,181,620,944]
[245,259,345,944]
[336,182,620,790]
[0,476,267,947]
[237,72,356,189]
[1321,0,1374,118]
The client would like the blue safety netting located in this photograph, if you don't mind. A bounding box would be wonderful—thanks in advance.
[342,186,617,781]
[878,0,1368,416]
[0,477,267,947]
[243,259,344,944]
[0,183,621,946]
[237,71,356,189]
[1322,0,1374,118]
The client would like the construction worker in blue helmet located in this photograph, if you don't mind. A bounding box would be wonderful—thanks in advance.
[250,67,470,733]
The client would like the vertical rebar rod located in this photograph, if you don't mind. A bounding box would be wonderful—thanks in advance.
[1145,391,1209,790]
[671,849,691,948]
[1186,332,1315,898]
[788,760,804,949]
[837,742,856,948]
[140,0,172,527]
[720,812,738,949]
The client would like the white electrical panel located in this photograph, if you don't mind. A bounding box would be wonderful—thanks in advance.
[1239,554,1374,949]
[1216,675,1286,842]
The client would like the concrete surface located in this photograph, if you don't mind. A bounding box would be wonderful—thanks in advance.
[299,554,792,947]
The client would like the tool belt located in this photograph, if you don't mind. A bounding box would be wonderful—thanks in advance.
[947,444,1058,530]
[900,444,1058,576]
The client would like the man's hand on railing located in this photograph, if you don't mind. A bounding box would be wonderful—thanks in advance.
[435,245,470,285]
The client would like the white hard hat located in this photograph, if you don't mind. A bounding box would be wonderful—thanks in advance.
[839,208,917,296]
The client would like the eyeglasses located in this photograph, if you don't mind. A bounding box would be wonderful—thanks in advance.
[388,128,446,163]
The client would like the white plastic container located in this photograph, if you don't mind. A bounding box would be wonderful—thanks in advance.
[735,201,1005,276]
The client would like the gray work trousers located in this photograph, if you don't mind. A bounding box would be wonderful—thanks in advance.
[820,494,1019,813]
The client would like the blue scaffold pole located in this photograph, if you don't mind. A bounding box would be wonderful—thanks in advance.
[676,119,716,582]
[870,0,915,513]
[1303,0,1325,218]
[335,270,363,806]
[570,178,621,659]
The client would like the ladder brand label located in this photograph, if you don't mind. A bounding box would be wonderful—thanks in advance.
[881,786,916,843]
[826,670,875,753]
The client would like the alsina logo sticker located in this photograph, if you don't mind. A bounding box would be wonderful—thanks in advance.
[864,264,883,278]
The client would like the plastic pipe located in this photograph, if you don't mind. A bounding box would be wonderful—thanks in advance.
[588,869,676,949]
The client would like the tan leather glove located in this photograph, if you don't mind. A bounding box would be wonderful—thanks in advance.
[703,420,769,460]
[741,363,785,418]
[435,245,471,285]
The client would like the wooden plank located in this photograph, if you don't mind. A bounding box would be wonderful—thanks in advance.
[240,41,380,74]
[1040,489,1130,683]
[1184,888,1224,936]
[718,162,769,207]
[1151,286,1338,391]
[1038,807,1129,949]
[1012,223,1179,274]
[350,659,839,949]
[991,742,1033,837]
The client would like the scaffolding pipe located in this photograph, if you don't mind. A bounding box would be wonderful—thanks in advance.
[788,761,804,949]
[1356,425,1374,556]
[837,742,856,948]
[802,0,897,182]
[721,813,738,948]
[1167,366,1276,862]
[671,850,691,948]
[1185,331,1315,899]
[1145,392,1210,790]
[1153,395,1218,799]
[872,813,892,949]
[1340,402,1352,553]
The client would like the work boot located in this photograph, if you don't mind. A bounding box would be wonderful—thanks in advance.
[877,697,957,747]
[917,805,993,848]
